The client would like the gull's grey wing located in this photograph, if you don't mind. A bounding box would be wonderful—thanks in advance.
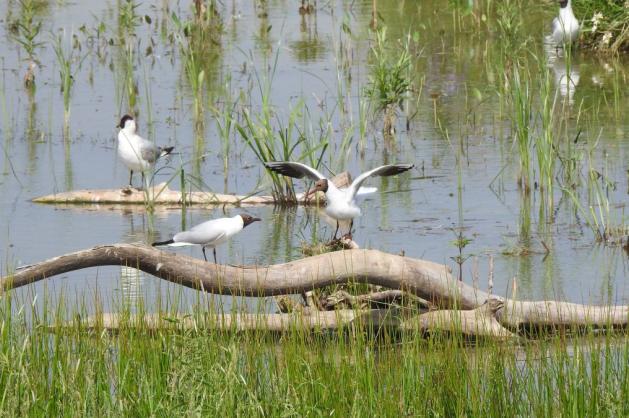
[139,140,160,163]
[264,162,326,181]
[348,164,414,198]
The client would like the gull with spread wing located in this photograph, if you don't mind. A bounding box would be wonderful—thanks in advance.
[265,162,414,239]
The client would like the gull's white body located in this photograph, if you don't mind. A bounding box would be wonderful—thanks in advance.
[117,120,159,173]
[169,215,245,250]
[551,1,579,46]
[264,162,413,233]
[323,181,364,221]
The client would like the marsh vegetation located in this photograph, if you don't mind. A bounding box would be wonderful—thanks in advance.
[0,0,627,415]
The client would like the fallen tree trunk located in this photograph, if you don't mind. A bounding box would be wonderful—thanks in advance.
[56,309,400,333]
[3,244,628,333]
[3,243,480,308]
[498,300,629,330]
[32,173,352,206]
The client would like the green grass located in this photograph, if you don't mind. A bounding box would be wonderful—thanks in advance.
[365,27,413,136]
[574,0,629,54]
[0,290,627,416]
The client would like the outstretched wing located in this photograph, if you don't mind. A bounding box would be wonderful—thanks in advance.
[264,161,326,181]
[348,164,414,198]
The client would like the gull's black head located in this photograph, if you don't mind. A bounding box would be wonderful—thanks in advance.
[304,178,328,200]
[240,214,262,228]
[559,0,569,8]
[118,114,134,129]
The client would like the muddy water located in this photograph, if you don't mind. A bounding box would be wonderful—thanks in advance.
[0,0,626,314]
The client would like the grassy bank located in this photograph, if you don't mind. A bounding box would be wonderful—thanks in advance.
[0,294,627,416]
[574,0,629,53]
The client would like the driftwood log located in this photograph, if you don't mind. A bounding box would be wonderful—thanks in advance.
[4,243,628,337]
[32,173,352,206]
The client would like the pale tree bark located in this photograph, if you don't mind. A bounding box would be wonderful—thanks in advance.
[3,243,479,308]
[32,173,353,206]
[4,244,628,336]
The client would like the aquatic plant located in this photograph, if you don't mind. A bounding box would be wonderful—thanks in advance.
[534,67,557,197]
[117,0,142,36]
[235,52,328,203]
[11,0,45,89]
[51,32,87,122]
[364,27,413,137]
[509,66,533,192]
[565,140,629,246]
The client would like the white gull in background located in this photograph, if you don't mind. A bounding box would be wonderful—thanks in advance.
[551,0,580,47]
[117,114,174,189]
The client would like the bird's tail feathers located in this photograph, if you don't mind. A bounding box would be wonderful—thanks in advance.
[159,146,175,158]
[356,186,377,196]
[167,242,195,247]
[152,239,174,246]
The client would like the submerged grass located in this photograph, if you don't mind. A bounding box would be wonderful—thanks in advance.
[0,290,628,416]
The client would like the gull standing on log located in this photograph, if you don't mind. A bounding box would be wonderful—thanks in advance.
[117,115,174,189]
[551,0,580,47]
[264,162,414,239]
[152,214,261,264]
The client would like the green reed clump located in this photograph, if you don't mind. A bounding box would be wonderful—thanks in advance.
[11,0,44,66]
[365,27,413,136]
[171,13,206,121]
[565,143,629,246]
[51,32,87,122]
[534,67,557,197]
[0,291,628,416]
[235,53,328,203]
[509,66,533,192]
[117,0,142,35]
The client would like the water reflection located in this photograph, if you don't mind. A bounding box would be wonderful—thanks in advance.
[544,44,580,105]
[289,8,327,63]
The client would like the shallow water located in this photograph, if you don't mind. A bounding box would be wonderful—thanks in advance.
[0,0,627,313]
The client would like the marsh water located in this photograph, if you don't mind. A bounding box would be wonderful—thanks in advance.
[0,0,627,313]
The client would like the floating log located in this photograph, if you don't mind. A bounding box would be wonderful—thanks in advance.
[56,309,399,333]
[3,244,628,336]
[400,298,515,339]
[32,172,353,206]
[3,243,478,308]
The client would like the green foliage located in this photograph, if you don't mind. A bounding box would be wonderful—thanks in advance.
[11,0,45,63]
[51,32,88,120]
[574,0,629,53]
[365,27,413,113]
[0,292,628,416]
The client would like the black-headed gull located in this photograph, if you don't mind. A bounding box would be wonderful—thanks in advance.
[152,214,261,263]
[264,162,414,238]
[117,115,174,188]
[551,0,579,46]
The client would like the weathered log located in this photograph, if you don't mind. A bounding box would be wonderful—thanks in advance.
[32,173,353,206]
[3,243,479,309]
[400,298,516,339]
[56,309,399,333]
[498,300,629,330]
[3,244,628,332]
[60,303,509,339]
